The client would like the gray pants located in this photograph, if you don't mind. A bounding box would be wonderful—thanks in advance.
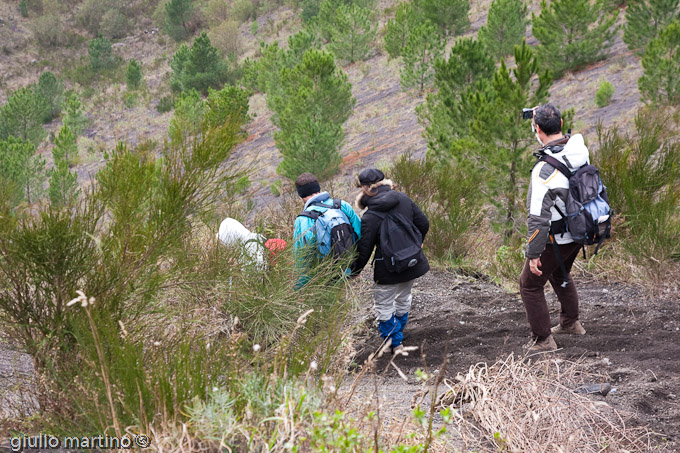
[373,280,414,321]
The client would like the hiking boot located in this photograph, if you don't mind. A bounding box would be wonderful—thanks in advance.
[551,320,586,335]
[528,335,557,354]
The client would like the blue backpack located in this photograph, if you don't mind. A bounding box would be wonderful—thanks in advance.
[298,199,356,258]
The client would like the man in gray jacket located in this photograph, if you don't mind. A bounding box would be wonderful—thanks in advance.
[520,104,588,354]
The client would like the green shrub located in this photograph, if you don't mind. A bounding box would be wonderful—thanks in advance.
[19,0,28,17]
[31,14,69,48]
[100,9,132,39]
[0,85,47,145]
[157,95,175,113]
[89,35,117,71]
[0,136,45,207]
[37,71,64,123]
[170,32,230,94]
[125,59,143,90]
[595,80,615,107]
[250,20,259,35]
[208,19,242,58]
[124,92,138,108]
[623,0,680,56]
[638,21,680,105]
[594,110,680,262]
[390,155,485,261]
[62,93,89,136]
[165,0,195,41]
[232,0,255,23]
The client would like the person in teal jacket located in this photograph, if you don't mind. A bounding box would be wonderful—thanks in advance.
[293,172,362,289]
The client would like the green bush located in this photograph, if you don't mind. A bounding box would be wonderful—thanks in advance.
[170,32,230,94]
[0,136,45,207]
[165,0,195,41]
[157,95,175,113]
[390,155,484,261]
[37,71,64,123]
[623,0,680,55]
[31,14,69,48]
[232,0,255,23]
[62,93,89,136]
[125,59,143,90]
[594,110,680,262]
[89,35,117,71]
[208,19,242,58]
[0,85,47,145]
[19,0,28,17]
[638,21,680,105]
[595,80,615,107]
[100,9,132,39]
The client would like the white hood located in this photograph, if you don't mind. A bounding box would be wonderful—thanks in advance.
[545,134,590,170]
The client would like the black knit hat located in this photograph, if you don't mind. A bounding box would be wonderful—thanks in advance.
[358,168,385,186]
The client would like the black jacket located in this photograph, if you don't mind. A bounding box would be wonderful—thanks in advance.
[351,185,430,284]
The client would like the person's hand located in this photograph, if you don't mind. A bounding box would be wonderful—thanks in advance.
[529,258,542,276]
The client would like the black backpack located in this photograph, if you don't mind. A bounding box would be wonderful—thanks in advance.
[373,210,425,273]
[298,199,356,259]
[541,155,613,253]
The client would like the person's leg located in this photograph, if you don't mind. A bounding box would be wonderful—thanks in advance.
[519,245,563,340]
[373,283,404,347]
[394,279,415,335]
[547,242,582,328]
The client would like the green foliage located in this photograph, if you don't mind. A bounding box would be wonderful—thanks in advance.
[270,49,355,181]
[31,14,69,48]
[415,0,470,37]
[157,95,175,113]
[638,21,680,105]
[595,110,680,261]
[62,93,89,137]
[49,127,80,209]
[250,20,259,34]
[623,0,679,55]
[390,155,484,260]
[400,21,445,93]
[384,2,421,58]
[595,80,615,107]
[0,136,45,207]
[37,71,64,123]
[170,32,229,94]
[478,0,529,60]
[326,2,377,63]
[424,41,552,239]
[208,19,242,58]
[126,59,143,90]
[89,35,117,71]
[165,0,194,41]
[419,37,496,158]
[204,85,251,131]
[19,0,28,17]
[532,0,618,78]
[168,89,205,144]
[0,85,47,145]
[232,0,255,23]
[101,9,131,40]
[79,0,133,38]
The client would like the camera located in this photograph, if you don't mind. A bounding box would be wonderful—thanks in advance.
[522,108,534,120]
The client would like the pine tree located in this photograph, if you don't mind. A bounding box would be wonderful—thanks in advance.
[532,0,618,78]
[467,42,552,238]
[165,0,194,41]
[638,21,680,105]
[384,2,422,59]
[400,21,445,93]
[126,59,143,90]
[49,127,79,209]
[272,49,355,181]
[419,38,496,158]
[37,71,64,123]
[89,35,117,71]
[168,89,204,144]
[170,32,228,94]
[327,2,376,63]
[62,93,89,137]
[415,0,470,37]
[623,0,679,55]
[204,85,251,132]
[0,85,46,145]
[478,0,529,60]
[0,136,45,206]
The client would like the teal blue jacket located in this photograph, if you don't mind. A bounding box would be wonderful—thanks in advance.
[293,192,362,289]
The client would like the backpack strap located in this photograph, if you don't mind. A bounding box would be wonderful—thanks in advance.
[540,155,572,180]
[298,210,321,220]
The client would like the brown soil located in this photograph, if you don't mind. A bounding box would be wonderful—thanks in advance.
[350,269,680,449]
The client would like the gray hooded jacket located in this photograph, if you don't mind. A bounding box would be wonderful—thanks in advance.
[526,134,590,258]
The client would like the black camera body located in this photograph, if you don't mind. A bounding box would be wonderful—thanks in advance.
[522,108,534,120]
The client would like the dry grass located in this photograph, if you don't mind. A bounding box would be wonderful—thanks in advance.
[437,354,664,452]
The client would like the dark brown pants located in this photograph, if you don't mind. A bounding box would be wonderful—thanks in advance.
[519,242,582,340]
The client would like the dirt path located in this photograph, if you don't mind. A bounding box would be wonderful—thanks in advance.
[350,269,680,449]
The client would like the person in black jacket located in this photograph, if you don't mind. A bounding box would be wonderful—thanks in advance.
[350,168,430,354]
